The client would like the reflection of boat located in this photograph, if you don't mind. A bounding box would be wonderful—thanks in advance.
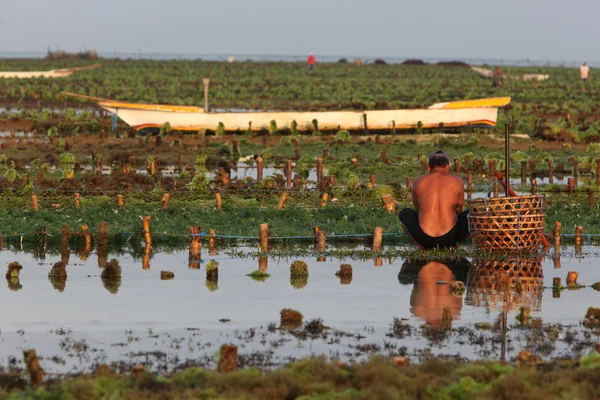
[66,92,510,133]
[471,66,549,82]
[0,64,101,79]
[466,256,544,312]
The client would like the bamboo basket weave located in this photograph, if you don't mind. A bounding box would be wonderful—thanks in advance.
[467,195,545,252]
[465,257,543,311]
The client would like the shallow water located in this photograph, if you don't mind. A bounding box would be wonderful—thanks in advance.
[0,244,597,373]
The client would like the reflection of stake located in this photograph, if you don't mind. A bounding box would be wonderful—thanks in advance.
[209,229,217,256]
[23,350,44,387]
[142,242,151,270]
[188,226,202,269]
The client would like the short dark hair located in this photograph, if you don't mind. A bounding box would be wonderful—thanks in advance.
[428,150,450,169]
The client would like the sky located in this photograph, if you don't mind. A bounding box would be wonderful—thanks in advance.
[1,0,597,62]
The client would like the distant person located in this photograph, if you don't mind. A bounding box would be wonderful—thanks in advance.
[398,150,469,250]
[580,62,590,82]
[307,52,316,71]
[492,66,503,87]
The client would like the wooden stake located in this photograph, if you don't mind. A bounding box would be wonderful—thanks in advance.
[567,177,575,193]
[351,157,358,168]
[277,192,289,209]
[588,187,595,207]
[209,229,217,256]
[574,226,583,246]
[467,174,473,192]
[381,194,396,214]
[566,271,579,286]
[259,223,269,253]
[488,159,496,180]
[322,149,329,159]
[286,159,293,188]
[256,157,263,181]
[258,255,268,273]
[520,161,527,181]
[531,179,537,195]
[218,345,238,373]
[178,151,184,171]
[454,158,461,173]
[161,193,170,210]
[320,193,329,207]
[553,277,561,287]
[143,216,151,247]
[316,230,326,252]
[189,226,201,269]
[573,159,579,177]
[406,177,413,192]
[232,135,239,155]
[215,192,222,210]
[369,174,376,187]
[31,194,39,212]
[329,175,336,185]
[493,181,500,198]
[317,158,324,181]
[117,194,124,208]
[142,242,151,270]
[553,221,562,247]
[74,192,81,208]
[81,224,92,256]
[98,222,108,268]
[372,227,383,252]
[295,147,301,159]
[23,349,44,387]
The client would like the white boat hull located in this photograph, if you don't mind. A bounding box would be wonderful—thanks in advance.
[101,104,503,132]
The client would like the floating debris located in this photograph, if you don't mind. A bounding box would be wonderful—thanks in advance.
[280,308,303,329]
[160,271,175,280]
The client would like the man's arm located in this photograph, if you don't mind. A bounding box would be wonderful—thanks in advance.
[412,188,420,213]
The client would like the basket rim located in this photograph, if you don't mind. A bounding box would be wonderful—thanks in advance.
[466,195,544,204]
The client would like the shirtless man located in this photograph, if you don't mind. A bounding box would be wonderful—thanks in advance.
[399,150,469,249]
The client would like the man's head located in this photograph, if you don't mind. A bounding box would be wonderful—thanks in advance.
[428,150,450,171]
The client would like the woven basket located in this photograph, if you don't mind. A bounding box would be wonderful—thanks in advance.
[465,257,543,311]
[467,195,543,216]
[467,195,545,252]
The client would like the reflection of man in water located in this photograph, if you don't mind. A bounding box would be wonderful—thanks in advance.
[399,258,470,326]
[399,150,469,249]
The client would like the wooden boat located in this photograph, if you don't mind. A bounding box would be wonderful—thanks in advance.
[66,93,510,133]
[0,64,101,79]
[471,66,549,82]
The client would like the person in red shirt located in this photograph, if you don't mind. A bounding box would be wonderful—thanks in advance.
[307,53,315,71]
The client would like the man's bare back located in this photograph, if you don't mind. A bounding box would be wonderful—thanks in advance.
[412,171,464,237]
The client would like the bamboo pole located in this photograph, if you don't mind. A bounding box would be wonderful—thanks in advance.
[406,177,413,192]
[589,188,595,207]
[117,194,124,208]
[61,224,70,264]
[259,224,269,253]
[372,227,383,252]
[161,193,170,210]
[329,175,336,185]
[531,179,537,195]
[277,192,289,209]
[38,226,46,259]
[369,174,376,187]
[81,224,92,257]
[74,192,81,208]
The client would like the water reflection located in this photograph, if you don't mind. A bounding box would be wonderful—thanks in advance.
[466,256,544,312]
[399,258,471,326]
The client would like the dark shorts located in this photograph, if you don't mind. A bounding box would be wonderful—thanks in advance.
[399,208,470,249]
[398,257,472,284]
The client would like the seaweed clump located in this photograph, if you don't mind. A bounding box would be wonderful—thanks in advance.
[6,261,23,291]
[206,260,219,291]
[290,260,308,289]
[101,259,122,294]
[48,261,67,292]
[335,263,352,285]
[280,308,303,330]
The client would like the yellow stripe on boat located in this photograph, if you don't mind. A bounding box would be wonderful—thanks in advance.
[442,97,511,109]
[98,100,203,113]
